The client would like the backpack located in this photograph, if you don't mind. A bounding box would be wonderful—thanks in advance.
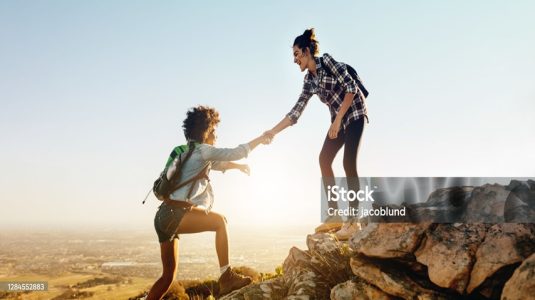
[321,57,369,98]
[142,143,209,204]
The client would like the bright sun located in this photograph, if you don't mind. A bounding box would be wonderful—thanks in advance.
[213,155,318,228]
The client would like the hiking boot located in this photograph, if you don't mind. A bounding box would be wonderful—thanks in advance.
[315,215,344,233]
[218,267,252,295]
[335,220,362,241]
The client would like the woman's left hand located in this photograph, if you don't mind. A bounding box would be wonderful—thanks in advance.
[328,119,342,139]
[238,164,251,176]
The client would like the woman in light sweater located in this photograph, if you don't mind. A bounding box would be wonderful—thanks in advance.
[147,105,269,299]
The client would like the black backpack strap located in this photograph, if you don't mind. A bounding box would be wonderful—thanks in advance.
[185,165,210,200]
[168,142,211,201]
[169,164,210,200]
[321,57,369,98]
[172,164,208,190]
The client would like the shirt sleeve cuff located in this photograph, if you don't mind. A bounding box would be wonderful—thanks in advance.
[286,113,298,125]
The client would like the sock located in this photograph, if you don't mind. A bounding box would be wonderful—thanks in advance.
[220,264,230,274]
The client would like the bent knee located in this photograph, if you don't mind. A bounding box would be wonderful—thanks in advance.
[212,213,227,229]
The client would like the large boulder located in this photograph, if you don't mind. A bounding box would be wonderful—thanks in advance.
[467,223,535,294]
[501,253,535,300]
[350,223,431,259]
[350,255,449,300]
[414,223,489,294]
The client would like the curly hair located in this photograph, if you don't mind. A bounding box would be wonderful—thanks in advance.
[182,105,220,143]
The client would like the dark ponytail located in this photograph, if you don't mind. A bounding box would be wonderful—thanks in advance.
[293,28,319,57]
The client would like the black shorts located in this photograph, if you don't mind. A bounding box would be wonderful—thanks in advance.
[154,203,191,243]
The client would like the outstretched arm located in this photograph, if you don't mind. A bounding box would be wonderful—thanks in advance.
[210,134,268,174]
[265,81,313,142]
[200,133,269,162]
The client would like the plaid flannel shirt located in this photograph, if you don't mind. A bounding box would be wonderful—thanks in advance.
[287,53,367,130]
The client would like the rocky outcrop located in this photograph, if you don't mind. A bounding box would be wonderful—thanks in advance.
[221,181,535,300]
[221,233,352,300]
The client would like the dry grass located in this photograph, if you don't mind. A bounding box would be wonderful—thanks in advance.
[0,273,154,300]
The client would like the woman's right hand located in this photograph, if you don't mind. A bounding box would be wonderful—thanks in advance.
[262,130,275,144]
[248,133,272,150]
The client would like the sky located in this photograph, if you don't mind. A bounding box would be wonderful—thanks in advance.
[1,1,534,230]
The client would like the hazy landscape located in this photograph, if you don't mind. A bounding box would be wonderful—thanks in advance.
[0,227,309,299]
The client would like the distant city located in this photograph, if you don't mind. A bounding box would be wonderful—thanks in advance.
[0,228,309,298]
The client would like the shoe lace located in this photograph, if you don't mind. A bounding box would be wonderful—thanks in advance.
[229,269,246,280]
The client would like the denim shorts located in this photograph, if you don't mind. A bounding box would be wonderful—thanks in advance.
[154,203,191,243]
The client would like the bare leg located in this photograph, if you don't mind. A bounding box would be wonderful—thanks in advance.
[146,239,179,300]
[178,207,229,267]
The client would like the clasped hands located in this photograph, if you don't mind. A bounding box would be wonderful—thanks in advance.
[260,118,341,145]
[261,129,276,145]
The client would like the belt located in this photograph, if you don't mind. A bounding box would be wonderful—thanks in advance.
[163,199,194,209]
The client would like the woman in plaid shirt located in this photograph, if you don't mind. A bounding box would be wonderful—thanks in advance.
[264,28,368,239]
